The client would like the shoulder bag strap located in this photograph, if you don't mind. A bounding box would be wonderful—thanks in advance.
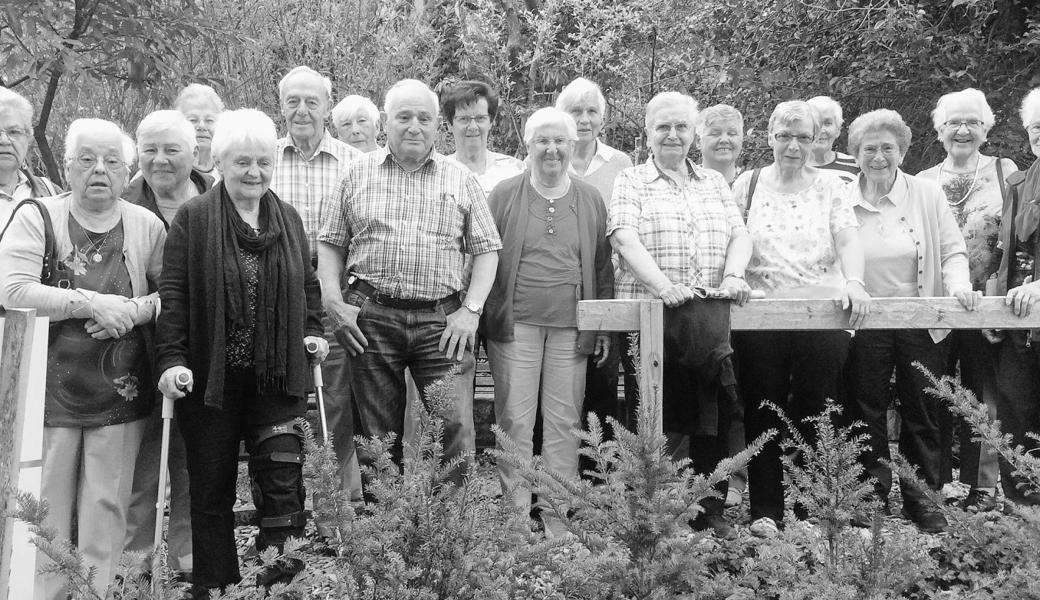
[995,158,1007,202]
[1,198,58,284]
[744,167,761,222]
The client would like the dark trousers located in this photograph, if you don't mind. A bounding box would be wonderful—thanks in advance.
[579,341,620,476]
[346,292,475,482]
[939,330,1000,488]
[177,370,307,589]
[848,329,949,514]
[733,330,851,522]
[994,332,1040,505]
[620,335,732,515]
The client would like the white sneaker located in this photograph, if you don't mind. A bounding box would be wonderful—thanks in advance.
[749,517,780,539]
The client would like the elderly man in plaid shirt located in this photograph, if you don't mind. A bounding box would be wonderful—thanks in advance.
[270,65,365,503]
[317,79,501,481]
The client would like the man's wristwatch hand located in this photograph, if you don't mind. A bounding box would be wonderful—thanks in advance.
[463,301,483,315]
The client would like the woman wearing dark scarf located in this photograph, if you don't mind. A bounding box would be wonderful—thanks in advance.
[156,109,326,599]
[992,88,1040,508]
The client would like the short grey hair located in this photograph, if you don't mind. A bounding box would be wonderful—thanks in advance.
[174,83,225,112]
[644,92,699,131]
[807,96,844,128]
[767,100,819,137]
[931,88,994,132]
[211,109,278,160]
[847,109,912,156]
[383,79,439,117]
[523,107,578,144]
[695,104,743,138]
[1020,88,1040,127]
[555,77,606,115]
[0,88,33,127]
[136,110,198,152]
[332,95,380,127]
[278,66,333,102]
[64,118,136,164]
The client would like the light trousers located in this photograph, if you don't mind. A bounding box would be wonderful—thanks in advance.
[36,419,147,600]
[487,324,587,512]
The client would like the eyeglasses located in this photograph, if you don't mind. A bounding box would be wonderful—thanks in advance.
[0,127,29,141]
[72,154,127,171]
[454,115,490,126]
[943,119,984,130]
[531,137,572,148]
[774,133,814,145]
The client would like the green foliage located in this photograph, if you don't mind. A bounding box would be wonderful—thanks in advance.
[1,0,233,181]
[11,490,310,599]
[492,385,775,599]
[303,364,531,599]
[5,0,1039,179]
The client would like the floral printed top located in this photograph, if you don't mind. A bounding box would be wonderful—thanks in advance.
[45,216,152,427]
[733,169,858,293]
[917,156,1017,291]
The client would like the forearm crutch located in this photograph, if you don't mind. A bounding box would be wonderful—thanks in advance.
[152,371,190,598]
[306,340,330,444]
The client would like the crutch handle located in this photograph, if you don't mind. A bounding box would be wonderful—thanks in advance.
[306,343,324,387]
[162,372,191,418]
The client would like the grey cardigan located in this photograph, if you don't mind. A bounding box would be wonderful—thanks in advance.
[479,174,613,354]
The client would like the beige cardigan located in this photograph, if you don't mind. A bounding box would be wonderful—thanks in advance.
[0,192,166,318]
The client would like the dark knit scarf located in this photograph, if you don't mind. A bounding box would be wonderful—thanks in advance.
[1013,159,1040,243]
[204,183,309,405]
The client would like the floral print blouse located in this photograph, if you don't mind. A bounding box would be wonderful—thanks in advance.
[733,169,858,293]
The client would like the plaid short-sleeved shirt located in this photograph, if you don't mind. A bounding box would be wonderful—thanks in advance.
[318,148,502,300]
[608,158,746,299]
[272,131,363,256]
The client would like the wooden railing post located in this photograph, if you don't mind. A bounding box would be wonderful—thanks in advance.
[638,300,664,431]
[0,309,38,600]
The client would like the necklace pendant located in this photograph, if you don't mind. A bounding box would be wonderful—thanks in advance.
[92,252,102,263]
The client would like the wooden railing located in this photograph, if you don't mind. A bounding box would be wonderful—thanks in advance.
[576,296,1040,431]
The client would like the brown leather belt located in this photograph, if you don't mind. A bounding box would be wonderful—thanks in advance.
[349,277,458,310]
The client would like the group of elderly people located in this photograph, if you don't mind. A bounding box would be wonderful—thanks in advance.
[2,69,1040,598]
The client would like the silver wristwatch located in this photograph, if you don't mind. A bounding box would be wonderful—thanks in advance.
[464,301,483,315]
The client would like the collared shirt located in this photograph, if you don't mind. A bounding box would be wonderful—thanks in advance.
[569,139,633,206]
[734,169,857,294]
[448,150,525,197]
[0,171,43,227]
[319,147,502,300]
[570,139,623,178]
[851,174,920,298]
[608,158,746,299]
[272,130,363,255]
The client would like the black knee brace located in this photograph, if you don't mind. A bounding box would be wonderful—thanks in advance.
[247,420,307,550]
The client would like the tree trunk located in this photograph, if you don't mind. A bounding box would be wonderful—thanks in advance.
[34,68,64,186]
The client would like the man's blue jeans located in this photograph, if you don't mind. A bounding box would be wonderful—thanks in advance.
[346,290,476,484]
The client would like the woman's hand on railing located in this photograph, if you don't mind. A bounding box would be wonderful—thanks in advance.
[1006,280,1040,317]
[954,289,982,311]
[842,280,872,329]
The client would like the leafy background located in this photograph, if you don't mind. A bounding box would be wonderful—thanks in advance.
[2,0,1038,186]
